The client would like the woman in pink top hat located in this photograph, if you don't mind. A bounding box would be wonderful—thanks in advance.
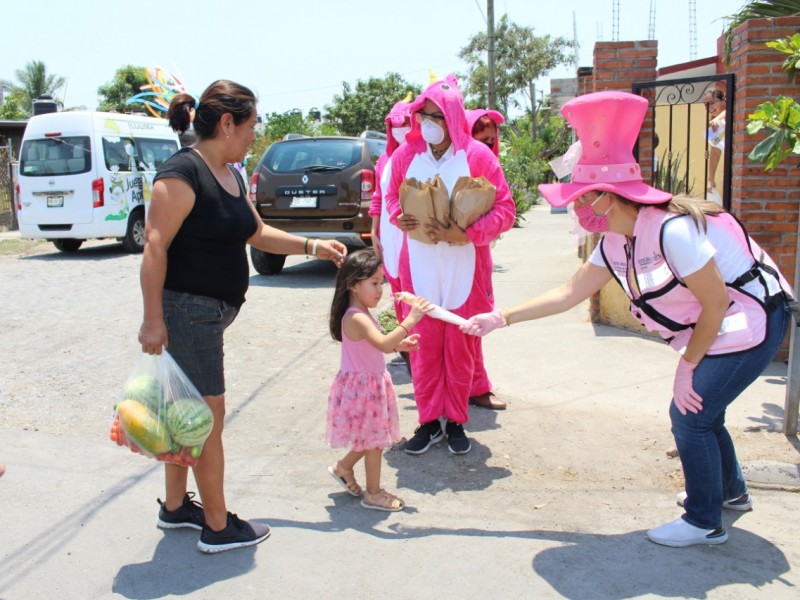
[384,76,516,455]
[461,91,794,547]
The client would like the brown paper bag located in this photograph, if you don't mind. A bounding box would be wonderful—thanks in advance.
[429,176,451,227]
[400,178,437,244]
[450,176,496,231]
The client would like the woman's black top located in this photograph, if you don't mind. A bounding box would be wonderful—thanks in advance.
[154,148,258,307]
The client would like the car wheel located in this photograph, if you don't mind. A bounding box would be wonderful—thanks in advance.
[53,239,83,252]
[250,247,286,275]
[122,208,145,253]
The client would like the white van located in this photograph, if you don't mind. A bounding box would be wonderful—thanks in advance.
[17,111,181,252]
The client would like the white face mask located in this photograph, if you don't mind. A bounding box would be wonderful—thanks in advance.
[391,126,410,144]
[421,120,445,146]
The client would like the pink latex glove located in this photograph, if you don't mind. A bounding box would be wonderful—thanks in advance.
[672,357,703,415]
[460,309,506,337]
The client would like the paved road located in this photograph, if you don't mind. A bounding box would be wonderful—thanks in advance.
[1,205,798,599]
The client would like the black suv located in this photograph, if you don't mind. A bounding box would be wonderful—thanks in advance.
[249,134,386,274]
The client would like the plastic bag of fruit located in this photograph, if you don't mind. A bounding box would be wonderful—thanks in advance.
[110,351,214,467]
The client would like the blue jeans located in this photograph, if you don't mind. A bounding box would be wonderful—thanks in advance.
[670,300,791,529]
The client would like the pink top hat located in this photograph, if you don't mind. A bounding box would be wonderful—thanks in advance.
[538,91,672,207]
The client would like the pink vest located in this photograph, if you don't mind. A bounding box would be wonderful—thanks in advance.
[599,207,793,356]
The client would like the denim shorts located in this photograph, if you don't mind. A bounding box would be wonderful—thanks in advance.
[162,289,240,397]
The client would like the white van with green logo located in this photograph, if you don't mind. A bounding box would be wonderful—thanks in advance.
[17,111,180,252]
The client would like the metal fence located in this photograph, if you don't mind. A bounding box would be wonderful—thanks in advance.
[0,144,17,230]
[633,73,735,212]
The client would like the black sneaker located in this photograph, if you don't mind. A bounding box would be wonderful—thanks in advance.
[157,492,205,530]
[197,512,271,554]
[446,421,471,455]
[404,420,445,455]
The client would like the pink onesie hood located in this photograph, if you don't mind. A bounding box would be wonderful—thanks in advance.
[385,99,412,155]
[466,109,504,157]
[406,75,470,153]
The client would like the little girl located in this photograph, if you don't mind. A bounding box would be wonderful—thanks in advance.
[326,248,432,511]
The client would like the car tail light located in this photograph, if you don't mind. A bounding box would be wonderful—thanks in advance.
[360,169,374,201]
[92,178,104,208]
[15,183,21,211]
[249,173,258,204]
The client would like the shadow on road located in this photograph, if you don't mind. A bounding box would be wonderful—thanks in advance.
[255,505,791,600]
[248,258,339,290]
[19,242,131,261]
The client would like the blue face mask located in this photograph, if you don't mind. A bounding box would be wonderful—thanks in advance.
[575,193,612,233]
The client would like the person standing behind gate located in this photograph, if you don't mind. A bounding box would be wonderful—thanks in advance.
[462,91,794,548]
[703,84,727,205]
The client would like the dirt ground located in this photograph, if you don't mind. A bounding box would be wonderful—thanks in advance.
[1,216,798,598]
[2,235,796,487]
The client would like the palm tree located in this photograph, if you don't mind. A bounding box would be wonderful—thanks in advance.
[9,60,67,115]
[724,1,800,65]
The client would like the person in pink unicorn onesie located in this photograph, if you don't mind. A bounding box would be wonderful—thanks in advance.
[369,97,413,353]
[464,108,508,410]
[467,109,504,155]
[385,76,516,455]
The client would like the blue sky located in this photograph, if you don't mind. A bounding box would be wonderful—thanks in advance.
[2,0,747,118]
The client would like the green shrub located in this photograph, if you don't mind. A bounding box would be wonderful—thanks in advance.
[377,304,399,334]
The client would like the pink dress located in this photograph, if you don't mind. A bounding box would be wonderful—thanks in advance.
[326,307,401,451]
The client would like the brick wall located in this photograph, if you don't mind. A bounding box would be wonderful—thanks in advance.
[726,17,800,285]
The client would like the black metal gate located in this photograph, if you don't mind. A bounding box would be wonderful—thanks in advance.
[633,73,734,211]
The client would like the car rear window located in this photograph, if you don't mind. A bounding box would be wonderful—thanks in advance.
[20,136,91,176]
[264,139,364,173]
[365,139,387,163]
[102,136,179,172]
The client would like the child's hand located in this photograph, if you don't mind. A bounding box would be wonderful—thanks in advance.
[396,333,421,352]
[409,296,434,321]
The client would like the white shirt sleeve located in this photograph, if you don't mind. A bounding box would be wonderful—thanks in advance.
[662,216,716,279]
[588,242,606,267]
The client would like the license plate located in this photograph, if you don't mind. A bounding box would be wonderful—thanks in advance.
[46,195,64,207]
[290,196,317,208]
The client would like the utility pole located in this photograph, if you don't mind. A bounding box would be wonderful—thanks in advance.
[487,0,496,110]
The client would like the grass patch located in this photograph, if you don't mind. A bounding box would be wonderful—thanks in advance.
[0,237,47,256]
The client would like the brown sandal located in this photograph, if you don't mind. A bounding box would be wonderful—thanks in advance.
[360,489,405,512]
[328,462,362,496]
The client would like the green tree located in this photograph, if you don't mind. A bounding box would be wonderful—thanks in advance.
[723,0,800,67]
[459,15,575,125]
[7,60,66,116]
[97,65,149,113]
[0,92,27,119]
[325,73,421,136]
[499,108,571,224]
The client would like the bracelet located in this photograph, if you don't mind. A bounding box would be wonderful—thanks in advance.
[312,239,319,257]
[502,309,511,327]
[303,238,310,256]
[398,323,409,336]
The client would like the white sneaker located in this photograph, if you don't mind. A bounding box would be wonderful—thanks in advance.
[676,491,753,512]
[647,517,728,547]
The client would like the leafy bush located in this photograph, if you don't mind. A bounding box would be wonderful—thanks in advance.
[747,96,800,170]
[377,304,399,334]
[499,112,571,226]
[654,149,696,195]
